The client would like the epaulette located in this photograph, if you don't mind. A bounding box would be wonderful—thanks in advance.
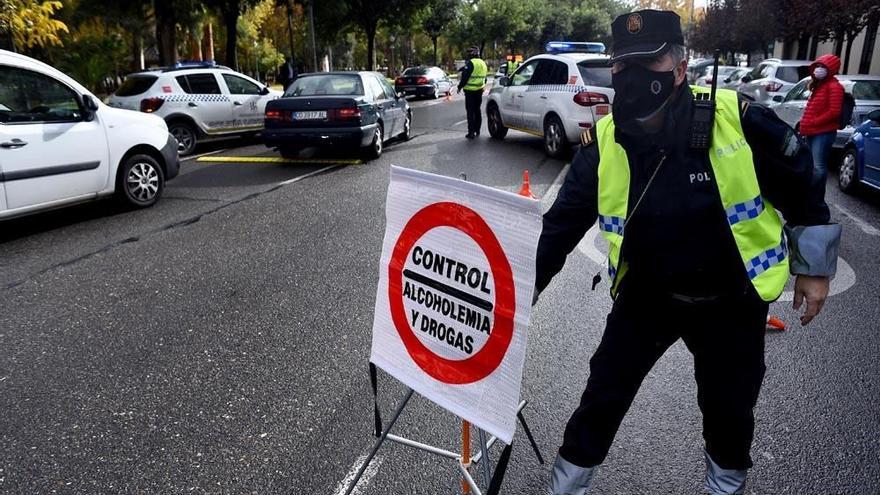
[739,98,750,117]
[579,128,597,147]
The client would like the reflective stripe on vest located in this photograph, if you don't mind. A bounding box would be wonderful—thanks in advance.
[595,86,789,301]
[465,58,488,91]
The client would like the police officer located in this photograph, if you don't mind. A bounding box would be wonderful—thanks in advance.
[538,10,841,494]
[457,46,488,139]
[505,54,520,76]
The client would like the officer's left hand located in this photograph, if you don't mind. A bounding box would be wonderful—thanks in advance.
[792,275,830,326]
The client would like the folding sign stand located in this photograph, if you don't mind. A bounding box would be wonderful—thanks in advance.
[343,365,545,495]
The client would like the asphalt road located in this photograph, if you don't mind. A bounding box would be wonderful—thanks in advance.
[1,92,878,494]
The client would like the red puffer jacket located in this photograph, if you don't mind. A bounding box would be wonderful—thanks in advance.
[799,54,844,136]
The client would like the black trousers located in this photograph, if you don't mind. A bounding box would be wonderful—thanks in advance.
[464,89,483,135]
[559,282,769,470]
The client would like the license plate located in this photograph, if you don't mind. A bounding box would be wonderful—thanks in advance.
[293,111,326,120]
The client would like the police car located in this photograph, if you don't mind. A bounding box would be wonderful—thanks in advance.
[486,42,614,158]
[109,62,282,155]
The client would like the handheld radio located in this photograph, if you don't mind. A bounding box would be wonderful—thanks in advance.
[690,50,720,150]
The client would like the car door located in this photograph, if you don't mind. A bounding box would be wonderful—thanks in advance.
[378,76,406,133]
[174,73,232,134]
[0,64,109,211]
[435,69,452,94]
[774,79,809,127]
[501,60,538,128]
[367,75,397,137]
[863,117,880,184]
[221,73,265,132]
[522,59,568,132]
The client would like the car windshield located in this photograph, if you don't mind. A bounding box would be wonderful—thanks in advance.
[777,66,807,83]
[852,80,880,100]
[116,75,158,96]
[285,74,364,96]
[577,60,612,88]
[403,68,429,75]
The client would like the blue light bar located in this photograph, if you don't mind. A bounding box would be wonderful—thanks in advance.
[545,41,606,54]
[173,60,217,68]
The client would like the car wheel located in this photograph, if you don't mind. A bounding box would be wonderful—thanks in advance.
[168,121,197,156]
[399,111,412,141]
[544,115,569,159]
[279,145,301,159]
[838,148,859,193]
[116,154,165,208]
[487,103,507,140]
[362,123,383,160]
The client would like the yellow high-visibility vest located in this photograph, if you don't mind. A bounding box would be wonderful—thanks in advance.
[464,58,487,91]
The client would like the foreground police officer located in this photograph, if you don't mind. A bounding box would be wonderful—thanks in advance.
[457,46,488,139]
[538,10,841,494]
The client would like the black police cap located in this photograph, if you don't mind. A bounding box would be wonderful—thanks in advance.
[610,10,684,62]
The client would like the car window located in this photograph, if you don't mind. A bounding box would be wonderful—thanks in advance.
[784,80,810,102]
[577,60,612,87]
[531,60,569,85]
[404,67,428,75]
[366,76,387,101]
[749,63,768,80]
[511,61,538,86]
[116,75,158,96]
[222,74,261,95]
[777,66,805,83]
[177,73,221,94]
[852,80,880,100]
[285,74,364,96]
[761,64,774,78]
[378,77,397,99]
[0,65,83,124]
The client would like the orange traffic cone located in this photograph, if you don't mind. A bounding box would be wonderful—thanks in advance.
[519,170,537,199]
[445,90,453,102]
[767,316,786,331]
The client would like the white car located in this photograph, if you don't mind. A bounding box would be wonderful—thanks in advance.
[486,49,613,158]
[0,49,178,221]
[109,62,282,155]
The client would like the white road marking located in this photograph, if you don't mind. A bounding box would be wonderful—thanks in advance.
[452,119,468,127]
[577,225,856,301]
[542,163,570,213]
[333,452,383,495]
[278,164,343,185]
[830,202,880,236]
[182,148,228,162]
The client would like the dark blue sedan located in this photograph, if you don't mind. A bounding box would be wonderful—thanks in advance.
[263,72,411,161]
[839,109,880,193]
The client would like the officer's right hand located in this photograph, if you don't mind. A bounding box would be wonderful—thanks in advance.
[793,275,830,326]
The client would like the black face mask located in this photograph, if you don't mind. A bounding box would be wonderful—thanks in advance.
[611,64,676,133]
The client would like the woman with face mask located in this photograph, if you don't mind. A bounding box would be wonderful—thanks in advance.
[799,54,844,188]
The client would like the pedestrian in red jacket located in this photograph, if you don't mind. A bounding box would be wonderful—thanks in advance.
[799,54,844,187]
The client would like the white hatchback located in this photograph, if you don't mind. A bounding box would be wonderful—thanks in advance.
[0,49,178,220]
[109,63,282,155]
[486,52,614,158]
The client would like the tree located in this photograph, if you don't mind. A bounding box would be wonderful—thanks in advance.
[345,0,418,70]
[823,0,878,74]
[0,0,68,52]
[421,0,458,65]
[203,0,259,69]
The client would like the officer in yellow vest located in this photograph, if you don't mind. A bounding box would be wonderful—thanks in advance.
[457,46,488,139]
[537,10,841,495]
[505,54,520,76]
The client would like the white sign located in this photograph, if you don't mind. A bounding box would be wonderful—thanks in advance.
[370,166,542,444]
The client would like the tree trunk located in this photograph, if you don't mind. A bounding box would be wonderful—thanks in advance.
[157,23,177,66]
[796,33,810,60]
[843,32,855,75]
[286,2,295,59]
[224,10,238,70]
[204,23,215,62]
[859,12,879,74]
[132,33,144,71]
[833,28,844,57]
[366,27,376,71]
[432,36,438,66]
[808,35,819,60]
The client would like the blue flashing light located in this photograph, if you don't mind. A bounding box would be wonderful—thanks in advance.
[173,60,217,68]
[545,41,606,54]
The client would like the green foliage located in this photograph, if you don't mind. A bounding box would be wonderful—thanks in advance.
[0,0,69,50]
[50,17,126,93]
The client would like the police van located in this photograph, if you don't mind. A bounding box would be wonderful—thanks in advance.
[109,62,282,155]
[486,42,614,158]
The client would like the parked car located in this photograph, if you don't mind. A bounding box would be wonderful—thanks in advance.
[108,61,282,155]
[486,43,613,159]
[262,71,411,161]
[0,49,178,220]
[394,66,454,99]
[718,67,751,90]
[772,75,880,149]
[737,58,811,105]
[686,58,714,84]
[695,66,740,88]
[838,109,880,193]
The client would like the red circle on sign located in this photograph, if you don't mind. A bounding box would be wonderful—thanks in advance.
[388,202,515,385]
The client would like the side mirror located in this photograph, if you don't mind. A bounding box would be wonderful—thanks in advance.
[81,94,99,121]
[499,76,510,87]
[260,86,271,95]
[868,109,880,124]
[772,95,784,103]
[741,75,752,83]
[397,91,405,99]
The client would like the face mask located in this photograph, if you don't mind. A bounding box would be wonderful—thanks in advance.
[813,67,828,79]
[611,64,676,133]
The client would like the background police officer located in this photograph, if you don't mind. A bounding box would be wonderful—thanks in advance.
[537,10,841,495]
[505,53,520,76]
[457,46,488,139]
